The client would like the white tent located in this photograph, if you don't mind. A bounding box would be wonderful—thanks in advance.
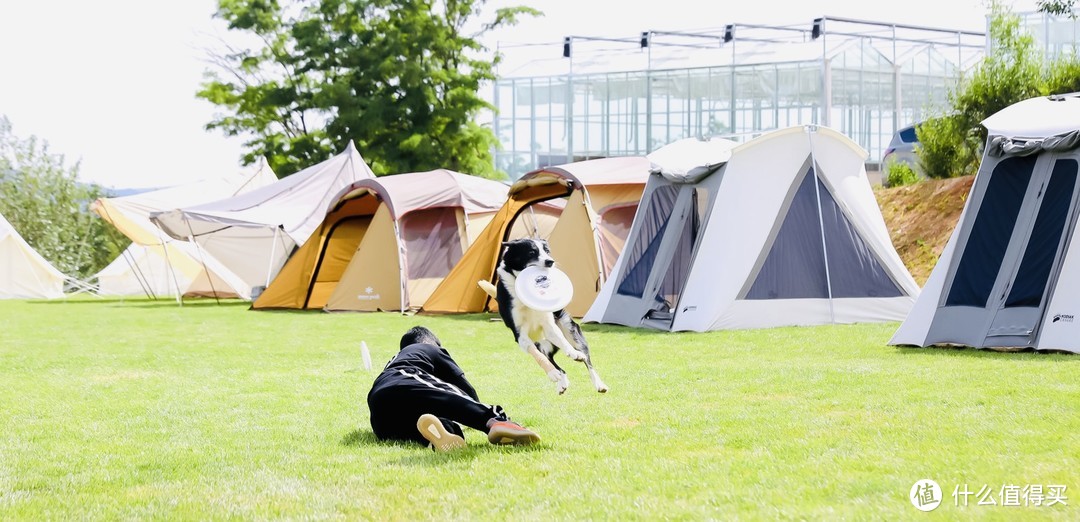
[891,93,1080,353]
[151,142,375,298]
[585,126,920,331]
[0,211,66,299]
[91,158,278,298]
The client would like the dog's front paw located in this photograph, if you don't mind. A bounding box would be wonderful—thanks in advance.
[547,369,569,394]
[555,374,569,394]
[565,348,587,362]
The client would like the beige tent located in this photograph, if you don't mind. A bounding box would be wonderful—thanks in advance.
[422,156,651,317]
[252,169,508,312]
[1,211,66,299]
[91,158,278,298]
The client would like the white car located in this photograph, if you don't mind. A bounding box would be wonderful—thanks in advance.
[882,124,919,171]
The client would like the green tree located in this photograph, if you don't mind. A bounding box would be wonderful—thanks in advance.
[1038,0,1076,17]
[200,0,538,178]
[916,2,1080,178]
[0,116,128,280]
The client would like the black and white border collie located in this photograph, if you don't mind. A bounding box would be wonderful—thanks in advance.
[482,238,608,394]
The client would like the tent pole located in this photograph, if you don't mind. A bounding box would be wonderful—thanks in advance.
[186,219,219,306]
[97,204,155,300]
[265,226,281,289]
[158,237,185,305]
[394,220,407,314]
[807,125,836,323]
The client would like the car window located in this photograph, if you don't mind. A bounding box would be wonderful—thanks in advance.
[900,127,917,143]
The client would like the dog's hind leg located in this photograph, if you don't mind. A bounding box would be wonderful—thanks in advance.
[556,313,609,393]
[540,315,587,362]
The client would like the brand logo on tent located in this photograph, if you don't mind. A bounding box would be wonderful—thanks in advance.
[357,286,381,301]
[1052,314,1074,323]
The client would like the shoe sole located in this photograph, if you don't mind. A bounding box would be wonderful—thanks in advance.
[417,414,466,452]
[487,424,541,445]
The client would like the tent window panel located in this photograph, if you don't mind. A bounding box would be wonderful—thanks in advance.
[746,169,829,299]
[819,178,904,298]
[598,204,638,279]
[617,185,679,297]
[401,208,462,280]
[946,155,1038,307]
[1005,159,1079,308]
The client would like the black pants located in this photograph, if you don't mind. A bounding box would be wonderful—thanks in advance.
[368,368,508,445]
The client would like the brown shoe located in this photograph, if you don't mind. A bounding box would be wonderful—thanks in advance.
[487,420,540,445]
[417,414,466,452]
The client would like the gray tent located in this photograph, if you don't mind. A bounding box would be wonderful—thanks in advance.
[585,126,919,331]
[891,93,1080,352]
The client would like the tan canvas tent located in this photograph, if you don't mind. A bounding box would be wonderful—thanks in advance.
[1,211,66,299]
[252,169,508,312]
[91,158,278,298]
[422,156,651,317]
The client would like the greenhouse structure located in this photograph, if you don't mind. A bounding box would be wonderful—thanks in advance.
[489,16,986,179]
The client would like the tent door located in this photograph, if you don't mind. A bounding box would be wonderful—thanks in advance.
[638,187,698,329]
[985,155,1080,345]
[929,153,1080,347]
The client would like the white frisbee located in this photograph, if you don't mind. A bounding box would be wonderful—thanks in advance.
[515,266,574,312]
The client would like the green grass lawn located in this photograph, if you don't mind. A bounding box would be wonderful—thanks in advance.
[0,298,1077,520]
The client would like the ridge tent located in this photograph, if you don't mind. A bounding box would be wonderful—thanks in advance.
[422,156,651,317]
[585,125,920,331]
[891,93,1080,353]
[91,158,277,298]
[152,142,375,299]
[0,211,66,299]
[253,169,508,312]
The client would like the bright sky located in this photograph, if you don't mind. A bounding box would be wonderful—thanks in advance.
[0,0,1038,189]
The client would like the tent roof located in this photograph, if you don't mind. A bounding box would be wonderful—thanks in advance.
[92,157,278,245]
[647,137,739,183]
[982,92,1080,139]
[332,169,508,219]
[152,141,374,243]
[512,156,651,196]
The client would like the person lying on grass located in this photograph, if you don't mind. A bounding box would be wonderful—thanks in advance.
[366,325,540,452]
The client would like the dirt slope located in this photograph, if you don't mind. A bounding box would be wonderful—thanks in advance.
[874,175,975,286]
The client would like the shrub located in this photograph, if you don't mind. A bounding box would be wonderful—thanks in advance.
[886,161,921,187]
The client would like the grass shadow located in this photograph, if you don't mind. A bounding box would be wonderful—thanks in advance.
[341,428,549,465]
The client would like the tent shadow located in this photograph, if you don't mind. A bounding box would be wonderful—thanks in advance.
[891,345,1077,360]
[28,297,250,309]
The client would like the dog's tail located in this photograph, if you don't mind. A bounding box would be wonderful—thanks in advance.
[477,280,498,299]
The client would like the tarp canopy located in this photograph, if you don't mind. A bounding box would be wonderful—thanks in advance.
[585,126,919,331]
[422,156,651,317]
[91,158,277,298]
[892,93,1080,353]
[151,142,375,298]
[0,211,66,299]
[253,169,508,311]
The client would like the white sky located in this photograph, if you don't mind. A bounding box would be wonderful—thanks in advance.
[0,0,1037,189]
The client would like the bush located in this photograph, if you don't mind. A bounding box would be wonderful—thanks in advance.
[886,162,921,187]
